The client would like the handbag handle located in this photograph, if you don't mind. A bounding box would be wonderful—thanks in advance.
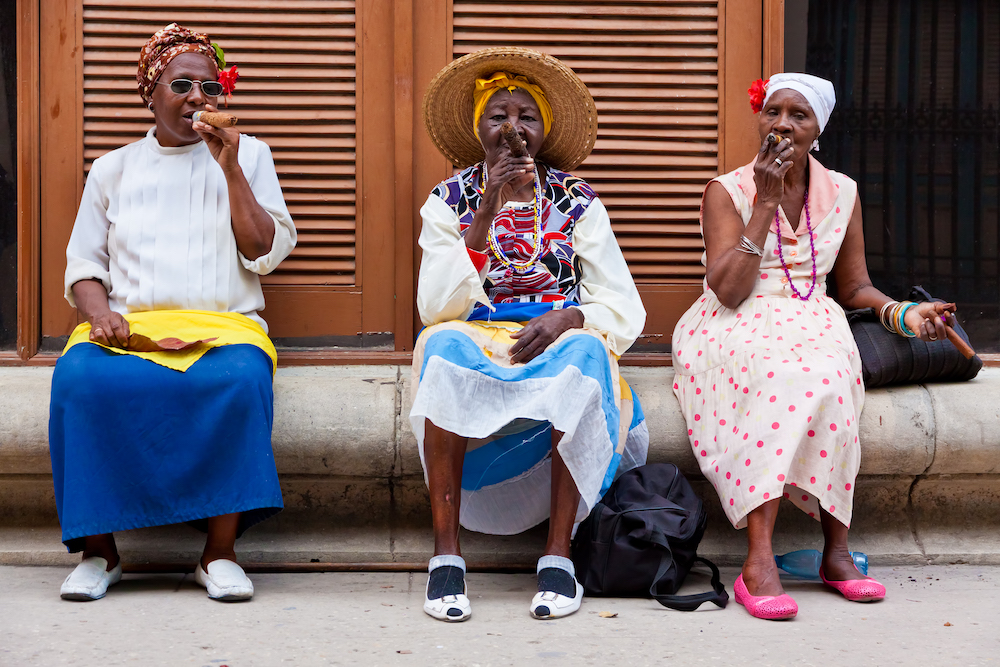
[646,529,729,611]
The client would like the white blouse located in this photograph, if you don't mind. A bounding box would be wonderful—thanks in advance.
[65,128,296,332]
[417,194,646,356]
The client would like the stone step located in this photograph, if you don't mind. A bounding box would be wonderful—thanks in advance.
[5,471,999,568]
[2,366,1000,566]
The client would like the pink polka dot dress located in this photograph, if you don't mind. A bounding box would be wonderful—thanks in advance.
[672,155,864,529]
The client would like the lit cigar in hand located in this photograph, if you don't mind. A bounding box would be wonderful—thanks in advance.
[193,110,238,128]
[766,132,787,145]
[501,121,528,157]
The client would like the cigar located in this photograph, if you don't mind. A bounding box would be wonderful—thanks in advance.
[192,110,238,128]
[766,132,787,145]
[945,326,976,360]
[501,121,528,157]
[127,332,218,352]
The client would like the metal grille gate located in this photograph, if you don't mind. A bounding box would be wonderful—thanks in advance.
[804,0,1000,350]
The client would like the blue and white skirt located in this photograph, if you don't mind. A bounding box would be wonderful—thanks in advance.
[409,304,648,535]
[48,343,283,551]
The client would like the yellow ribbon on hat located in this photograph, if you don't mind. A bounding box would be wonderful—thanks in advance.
[473,72,553,139]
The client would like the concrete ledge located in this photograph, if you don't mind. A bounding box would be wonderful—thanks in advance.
[2,365,999,566]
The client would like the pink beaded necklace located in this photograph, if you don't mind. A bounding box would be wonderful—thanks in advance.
[775,189,818,301]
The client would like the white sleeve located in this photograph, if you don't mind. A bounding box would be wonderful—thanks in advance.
[416,194,492,325]
[238,139,297,275]
[64,163,112,307]
[572,197,646,355]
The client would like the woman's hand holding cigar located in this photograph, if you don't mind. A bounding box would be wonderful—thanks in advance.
[753,131,796,205]
[905,301,976,359]
[192,103,241,171]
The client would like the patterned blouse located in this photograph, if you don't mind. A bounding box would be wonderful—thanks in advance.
[431,163,597,303]
[418,162,646,355]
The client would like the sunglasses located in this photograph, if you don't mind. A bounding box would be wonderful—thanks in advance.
[157,78,224,97]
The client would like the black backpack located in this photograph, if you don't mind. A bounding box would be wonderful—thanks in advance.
[571,463,729,611]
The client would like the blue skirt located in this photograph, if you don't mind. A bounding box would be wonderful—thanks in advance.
[49,343,283,551]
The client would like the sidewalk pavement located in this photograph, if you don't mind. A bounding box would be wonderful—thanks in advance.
[2,565,997,667]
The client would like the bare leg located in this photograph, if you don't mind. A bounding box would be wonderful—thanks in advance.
[82,534,119,571]
[201,513,240,570]
[820,509,867,581]
[742,498,784,596]
[425,419,469,556]
[545,429,580,558]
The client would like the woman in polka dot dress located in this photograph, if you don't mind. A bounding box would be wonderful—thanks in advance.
[672,74,956,620]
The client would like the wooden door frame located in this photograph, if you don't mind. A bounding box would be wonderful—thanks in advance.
[12,0,41,361]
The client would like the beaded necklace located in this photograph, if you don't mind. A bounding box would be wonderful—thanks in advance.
[481,161,544,279]
[775,189,818,301]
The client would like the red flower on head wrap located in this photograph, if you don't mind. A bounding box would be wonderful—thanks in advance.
[748,78,769,114]
[218,65,240,106]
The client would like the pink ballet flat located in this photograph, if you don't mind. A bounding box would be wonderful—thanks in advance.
[819,567,886,602]
[734,573,798,620]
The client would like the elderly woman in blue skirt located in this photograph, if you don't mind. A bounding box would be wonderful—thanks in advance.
[412,48,647,622]
[50,24,295,602]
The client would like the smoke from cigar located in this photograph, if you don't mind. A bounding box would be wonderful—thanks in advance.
[501,122,528,157]
[193,110,238,128]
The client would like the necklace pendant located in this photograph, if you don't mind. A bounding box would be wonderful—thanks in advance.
[504,267,514,280]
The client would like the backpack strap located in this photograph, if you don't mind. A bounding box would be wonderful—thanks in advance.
[647,530,729,611]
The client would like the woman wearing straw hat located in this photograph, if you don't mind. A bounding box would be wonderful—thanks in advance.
[412,47,647,622]
[672,74,955,620]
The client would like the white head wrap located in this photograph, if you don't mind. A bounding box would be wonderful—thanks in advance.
[763,73,836,151]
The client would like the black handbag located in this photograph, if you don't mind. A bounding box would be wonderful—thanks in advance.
[847,286,982,388]
[571,463,729,612]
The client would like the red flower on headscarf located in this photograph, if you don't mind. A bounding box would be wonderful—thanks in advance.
[748,78,769,114]
[218,65,239,106]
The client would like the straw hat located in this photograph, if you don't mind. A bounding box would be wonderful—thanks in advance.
[422,47,598,172]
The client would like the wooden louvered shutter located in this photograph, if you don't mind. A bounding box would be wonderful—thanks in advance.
[82,2,359,295]
[452,1,720,345]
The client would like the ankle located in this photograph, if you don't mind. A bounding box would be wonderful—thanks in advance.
[427,555,466,600]
[82,550,119,571]
[201,550,238,570]
[744,550,777,569]
[537,555,576,598]
[429,554,466,572]
[822,544,853,563]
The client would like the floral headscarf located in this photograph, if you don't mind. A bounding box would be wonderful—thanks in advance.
[137,23,222,105]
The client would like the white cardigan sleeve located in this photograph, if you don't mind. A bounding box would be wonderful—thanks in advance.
[416,194,492,325]
[64,162,112,307]
[572,197,646,355]
[237,138,297,275]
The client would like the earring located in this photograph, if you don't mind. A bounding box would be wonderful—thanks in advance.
[147,101,154,112]
[811,138,820,152]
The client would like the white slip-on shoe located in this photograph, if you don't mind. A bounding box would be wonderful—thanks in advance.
[530,578,584,619]
[60,557,122,601]
[423,578,472,622]
[194,559,254,602]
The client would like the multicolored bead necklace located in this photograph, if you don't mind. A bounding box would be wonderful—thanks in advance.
[482,161,544,279]
[775,189,819,301]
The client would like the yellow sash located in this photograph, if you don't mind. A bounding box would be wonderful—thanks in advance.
[63,310,277,374]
